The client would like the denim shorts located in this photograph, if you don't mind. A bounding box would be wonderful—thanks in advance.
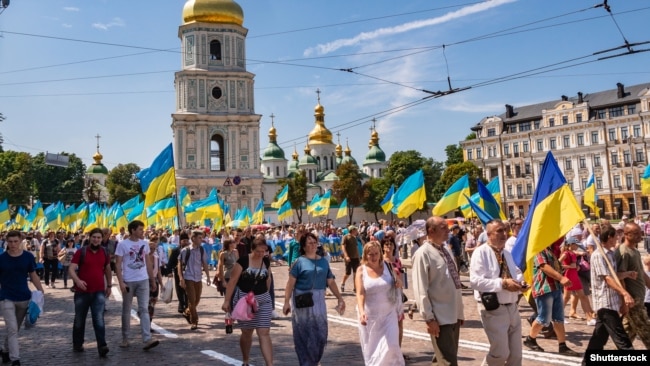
[534,290,564,326]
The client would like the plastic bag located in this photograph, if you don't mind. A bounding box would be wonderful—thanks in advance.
[160,278,174,304]
[25,290,44,328]
[231,291,258,321]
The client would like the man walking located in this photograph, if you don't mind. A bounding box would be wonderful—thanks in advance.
[167,232,189,314]
[470,220,524,365]
[412,216,464,366]
[0,230,45,366]
[40,231,60,288]
[69,228,112,358]
[340,225,361,293]
[178,230,211,330]
[115,220,159,351]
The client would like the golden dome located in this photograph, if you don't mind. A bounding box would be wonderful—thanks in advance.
[292,145,299,160]
[344,142,352,155]
[182,0,244,26]
[268,123,277,143]
[304,143,312,155]
[335,143,343,157]
[314,103,324,114]
[93,151,103,163]
[308,100,333,145]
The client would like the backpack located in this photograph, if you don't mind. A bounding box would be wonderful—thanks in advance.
[180,246,205,274]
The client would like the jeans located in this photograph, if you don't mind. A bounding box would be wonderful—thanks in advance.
[43,258,58,286]
[1,299,29,362]
[534,290,565,326]
[61,265,70,287]
[174,273,187,312]
[73,291,107,350]
[121,279,152,342]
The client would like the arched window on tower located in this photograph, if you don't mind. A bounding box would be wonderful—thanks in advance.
[276,166,280,177]
[330,155,334,170]
[210,134,225,171]
[210,40,222,60]
[323,156,328,171]
[316,157,321,171]
[266,167,270,176]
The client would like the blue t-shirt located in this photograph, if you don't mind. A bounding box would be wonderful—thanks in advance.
[290,256,334,291]
[0,251,36,302]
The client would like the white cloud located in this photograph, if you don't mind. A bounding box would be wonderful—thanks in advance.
[92,17,126,31]
[63,7,80,12]
[304,0,516,56]
[62,23,73,28]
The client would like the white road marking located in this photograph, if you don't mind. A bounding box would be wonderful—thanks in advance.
[201,350,254,366]
[111,284,178,339]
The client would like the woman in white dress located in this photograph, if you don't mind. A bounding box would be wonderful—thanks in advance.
[355,241,404,366]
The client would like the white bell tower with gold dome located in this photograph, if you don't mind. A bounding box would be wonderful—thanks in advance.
[307,89,337,173]
[172,0,262,208]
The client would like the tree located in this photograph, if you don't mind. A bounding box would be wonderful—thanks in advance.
[383,150,444,208]
[0,150,34,205]
[84,177,103,204]
[279,170,307,223]
[432,161,485,202]
[444,144,463,167]
[465,132,477,140]
[106,163,142,204]
[363,177,390,223]
[31,152,86,204]
[331,162,364,224]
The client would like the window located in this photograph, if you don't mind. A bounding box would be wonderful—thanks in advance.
[549,117,555,127]
[608,128,616,141]
[515,165,521,177]
[579,156,586,169]
[636,149,644,163]
[623,150,631,164]
[276,166,280,176]
[513,143,519,154]
[507,185,512,197]
[610,106,624,117]
[524,163,531,175]
[466,149,473,160]
[550,138,557,149]
[597,109,607,119]
[476,148,482,159]
[577,133,584,146]
[505,165,511,176]
[266,167,270,176]
[562,116,568,125]
[526,183,532,195]
[565,158,572,170]
[596,178,603,189]
[490,168,498,179]
[614,175,621,188]
[520,122,531,131]
[626,174,633,188]
[523,141,529,152]
[487,128,496,137]
[210,134,225,171]
[594,154,601,167]
[568,181,574,191]
[591,131,599,144]
[576,113,583,122]
[611,151,619,164]
[323,156,328,171]
[534,120,540,130]
[621,127,628,140]
[503,144,510,155]
[209,40,222,60]
[516,185,523,197]
[212,86,223,99]
[633,124,641,137]
[581,179,587,190]
[628,104,636,115]
[563,135,570,148]
[509,125,517,133]
[537,139,543,151]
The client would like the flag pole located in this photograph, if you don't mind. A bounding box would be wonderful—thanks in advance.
[171,143,186,230]
[582,219,622,288]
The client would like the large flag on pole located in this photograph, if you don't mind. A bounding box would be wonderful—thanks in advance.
[252,199,264,224]
[271,185,289,209]
[511,152,585,283]
[380,185,395,214]
[432,174,470,216]
[464,194,493,226]
[583,173,600,217]
[0,199,10,226]
[136,143,176,208]
[477,179,506,220]
[391,170,426,218]
[277,201,292,222]
[336,198,348,219]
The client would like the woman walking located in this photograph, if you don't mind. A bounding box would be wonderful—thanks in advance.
[216,239,238,297]
[58,239,77,289]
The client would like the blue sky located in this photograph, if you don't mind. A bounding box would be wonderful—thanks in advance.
[1,0,649,171]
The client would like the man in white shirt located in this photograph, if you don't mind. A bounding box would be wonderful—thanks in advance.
[504,218,523,254]
[470,220,524,366]
[115,220,159,351]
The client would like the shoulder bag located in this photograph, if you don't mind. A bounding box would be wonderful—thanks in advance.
[480,252,505,311]
[294,257,316,308]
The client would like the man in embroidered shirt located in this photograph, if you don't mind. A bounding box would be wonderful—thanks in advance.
[178,230,211,330]
[412,216,464,366]
[523,239,580,356]
[470,220,524,365]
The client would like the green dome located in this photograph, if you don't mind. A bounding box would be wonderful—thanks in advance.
[341,155,357,166]
[363,145,386,164]
[87,163,108,175]
[262,142,286,160]
[288,159,299,172]
[299,154,317,166]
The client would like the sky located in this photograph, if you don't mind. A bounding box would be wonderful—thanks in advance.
[1,0,649,172]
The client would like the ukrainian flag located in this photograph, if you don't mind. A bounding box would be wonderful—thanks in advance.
[336,198,348,220]
[477,179,506,220]
[464,194,493,226]
[391,170,427,218]
[432,174,469,216]
[15,206,27,229]
[110,204,129,233]
[26,200,44,225]
[271,185,289,209]
[277,201,292,222]
[252,199,264,224]
[460,193,480,218]
[313,190,331,217]
[136,143,176,207]
[380,185,395,214]
[511,152,585,283]
[0,199,10,226]
[152,198,178,221]
[307,193,320,215]
[487,177,502,204]
[121,195,141,216]
[583,173,600,217]
[642,164,650,195]
[179,187,191,208]
[127,201,146,223]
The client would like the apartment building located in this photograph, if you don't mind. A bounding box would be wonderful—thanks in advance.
[461,82,650,219]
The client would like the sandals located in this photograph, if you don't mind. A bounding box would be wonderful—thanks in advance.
[407,306,415,320]
[568,314,586,320]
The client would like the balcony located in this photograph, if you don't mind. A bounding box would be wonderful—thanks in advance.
[514,152,520,158]
[507,194,514,199]
[504,153,512,158]
[624,162,632,167]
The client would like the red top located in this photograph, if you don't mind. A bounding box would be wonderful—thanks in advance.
[71,248,109,293]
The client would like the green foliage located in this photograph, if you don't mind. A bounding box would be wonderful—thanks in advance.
[279,170,307,223]
[432,161,485,201]
[383,150,443,205]
[0,151,34,205]
[31,152,86,204]
[363,177,390,223]
[106,163,142,204]
[444,144,464,167]
[332,162,364,224]
[465,132,477,140]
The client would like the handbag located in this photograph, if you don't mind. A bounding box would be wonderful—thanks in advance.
[385,261,405,304]
[160,277,174,304]
[480,292,500,311]
[293,257,317,309]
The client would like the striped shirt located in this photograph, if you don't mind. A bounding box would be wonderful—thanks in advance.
[590,248,620,312]
[532,247,561,298]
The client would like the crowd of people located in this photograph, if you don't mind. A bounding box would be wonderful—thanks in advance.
[0,215,649,365]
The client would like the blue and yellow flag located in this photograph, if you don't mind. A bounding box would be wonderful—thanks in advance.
[0,199,10,226]
[127,202,146,223]
[380,185,395,214]
[26,200,44,225]
[252,199,264,224]
[121,195,141,216]
[336,198,348,220]
[277,201,292,222]
[486,177,502,204]
[271,185,289,209]
[432,174,469,216]
[307,193,320,215]
[511,152,585,284]
[136,143,176,207]
[391,170,426,218]
[464,194,493,226]
[152,198,178,221]
[179,187,191,208]
[583,173,600,217]
[477,179,506,220]
[642,164,650,195]
[313,191,332,217]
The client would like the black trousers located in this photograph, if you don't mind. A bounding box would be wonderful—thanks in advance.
[173,272,187,312]
[43,259,58,285]
[583,308,633,361]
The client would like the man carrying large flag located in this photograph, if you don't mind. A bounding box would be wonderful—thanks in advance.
[511,152,582,356]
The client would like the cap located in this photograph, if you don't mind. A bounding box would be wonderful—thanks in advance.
[621,215,629,220]
[348,225,358,231]
[566,236,580,245]
[373,230,385,240]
